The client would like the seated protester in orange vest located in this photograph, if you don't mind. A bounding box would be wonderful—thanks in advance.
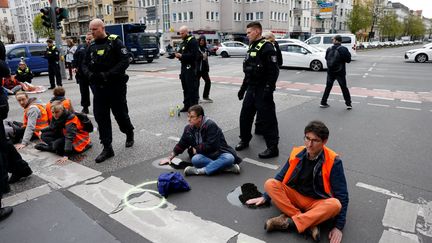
[160,105,242,176]
[45,87,73,122]
[13,91,49,150]
[15,60,34,84]
[246,121,348,243]
[35,101,91,163]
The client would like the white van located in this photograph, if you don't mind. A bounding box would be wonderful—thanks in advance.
[304,34,357,58]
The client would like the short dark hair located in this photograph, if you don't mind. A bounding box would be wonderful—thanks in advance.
[46,39,54,43]
[53,86,65,97]
[246,21,262,31]
[304,120,329,141]
[333,35,342,42]
[188,105,204,117]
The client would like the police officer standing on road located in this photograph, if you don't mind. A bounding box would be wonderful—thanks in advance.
[73,32,93,114]
[175,26,199,112]
[236,22,280,159]
[44,39,62,89]
[82,19,134,163]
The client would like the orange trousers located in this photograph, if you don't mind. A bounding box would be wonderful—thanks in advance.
[264,178,342,233]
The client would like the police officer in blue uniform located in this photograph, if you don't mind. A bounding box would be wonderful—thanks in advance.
[82,19,134,163]
[175,26,199,112]
[44,39,62,89]
[236,22,280,159]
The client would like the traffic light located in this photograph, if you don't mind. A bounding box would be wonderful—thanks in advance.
[40,7,52,28]
[55,8,68,29]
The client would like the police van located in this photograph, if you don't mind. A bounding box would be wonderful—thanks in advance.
[304,34,357,59]
[5,43,48,75]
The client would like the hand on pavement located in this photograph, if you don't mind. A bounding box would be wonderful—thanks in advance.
[15,144,26,150]
[55,156,69,165]
[245,196,266,206]
[159,157,172,165]
[329,227,343,243]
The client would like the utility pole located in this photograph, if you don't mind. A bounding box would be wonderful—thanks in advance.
[50,0,66,79]
[330,1,336,34]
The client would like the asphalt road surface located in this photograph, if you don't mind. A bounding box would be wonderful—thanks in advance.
[1,45,431,243]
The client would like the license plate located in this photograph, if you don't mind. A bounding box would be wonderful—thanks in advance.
[148,55,153,57]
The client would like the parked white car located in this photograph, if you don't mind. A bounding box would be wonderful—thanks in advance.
[275,38,305,45]
[279,43,327,71]
[304,33,357,58]
[422,43,432,48]
[216,41,248,57]
[404,46,432,63]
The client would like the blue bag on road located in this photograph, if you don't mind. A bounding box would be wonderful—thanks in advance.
[157,172,191,197]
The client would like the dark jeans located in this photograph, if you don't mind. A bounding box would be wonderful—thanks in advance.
[48,62,62,87]
[180,65,198,108]
[41,129,66,155]
[239,88,279,148]
[65,62,73,79]
[77,76,91,108]
[197,71,211,99]
[321,72,351,106]
[91,82,134,147]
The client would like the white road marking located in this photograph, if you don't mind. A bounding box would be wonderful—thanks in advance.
[363,73,369,78]
[373,63,377,67]
[351,94,368,98]
[373,89,391,92]
[382,198,419,233]
[367,103,390,107]
[219,82,229,84]
[306,90,321,93]
[140,129,163,136]
[401,99,421,104]
[2,184,52,207]
[395,106,421,111]
[292,94,314,99]
[286,88,300,91]
[379,230,418,243]
[243,158,279,170]
[356,182,404,199]
[373,97,395,101]
[296,71,302,74]
[168,136,180,142]
[294,82,309,85]
[368,67,373,72]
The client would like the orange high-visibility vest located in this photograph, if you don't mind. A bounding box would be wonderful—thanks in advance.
[23,104,49,137]
[65,115,90,153]
[282,146,337,197]
[46,99,72,122]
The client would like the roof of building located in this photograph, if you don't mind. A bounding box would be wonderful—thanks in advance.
[0,0,8,8]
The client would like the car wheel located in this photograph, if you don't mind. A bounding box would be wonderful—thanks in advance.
[147,59,153,63]
[310,60,323,71]
[221,51,229,58]
[415,54,428,63]
[34,72,41,76]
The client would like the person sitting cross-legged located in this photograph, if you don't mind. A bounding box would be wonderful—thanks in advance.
[35,101,91,163]
[246,121,349,243]
[160,105,242,176]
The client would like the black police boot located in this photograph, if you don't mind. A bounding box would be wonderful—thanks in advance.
[9,166,33,184]
[34,143,51,152]
[125,132,134,148]
[179,107,189,112]
[235,141,249,151]
[258,146,279,159]
[95,146,115,163]
[81,107,89,114]
[0,205,13,222]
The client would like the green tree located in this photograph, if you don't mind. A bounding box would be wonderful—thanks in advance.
[347,4,373,36]
[404,15,425,40]
[378,13,403,40]
[33,14,54,40]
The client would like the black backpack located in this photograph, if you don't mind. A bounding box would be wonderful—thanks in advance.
[74,112,94,133]
[326,46,343,72]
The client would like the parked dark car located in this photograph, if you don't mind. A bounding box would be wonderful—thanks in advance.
[5,43,48,75]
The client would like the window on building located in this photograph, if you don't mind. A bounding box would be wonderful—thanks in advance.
[183,12,187,21]
[173,13,177,22]
[178,12,182,21]
[255,12,263,20]
[206,11,209,20]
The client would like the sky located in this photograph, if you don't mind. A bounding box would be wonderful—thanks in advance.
[392,0,432,18]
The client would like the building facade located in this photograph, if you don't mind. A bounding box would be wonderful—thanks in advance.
[0,0,14,43]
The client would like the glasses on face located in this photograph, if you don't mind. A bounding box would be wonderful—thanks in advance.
[304,136,322,144]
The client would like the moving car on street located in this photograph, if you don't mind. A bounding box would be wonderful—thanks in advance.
[405,45,432,63]
[216,41,248,58]
[279,42,327,71]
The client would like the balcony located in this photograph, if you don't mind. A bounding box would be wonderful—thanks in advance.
[95,0,102,3]
[292,26,302,32]
[293,8,302,16]
[68,17,78,22]
[78,15,91,22]
[113,0,127,3]
[114,10,128,18]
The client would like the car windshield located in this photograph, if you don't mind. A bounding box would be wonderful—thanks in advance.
[128,33,158,47]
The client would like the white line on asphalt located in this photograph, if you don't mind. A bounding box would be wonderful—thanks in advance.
[382,198,419,233]
[367,103,390,107]
[333,92,343,96]
[276,87,283,89]
[368,67,373,72]
[243,158,279,170]
[373,63,377,67]
[363,73,369,78]
[418,92,430,94]
[369,74,386,78]
[351,95,368,98]
[339,100,360,104]
[294,82,309,85]
[396,90,415,93]
[356,182,404,199]
[140,129,162,136]
[396,106,421,111]
[313,84,326,87]
[219,82,229,84]
[2,184,53,207]
[373,97,395,101]
[286,88,300,91]
[292,94,314,99]
[168,136,180,142]
[279,81,292,84]
[373,89,391,92]
[401,99,422,104]
[306,90,321,93]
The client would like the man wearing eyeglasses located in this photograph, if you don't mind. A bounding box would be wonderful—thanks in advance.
[246,121,348,243]
[160,105,242,176]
